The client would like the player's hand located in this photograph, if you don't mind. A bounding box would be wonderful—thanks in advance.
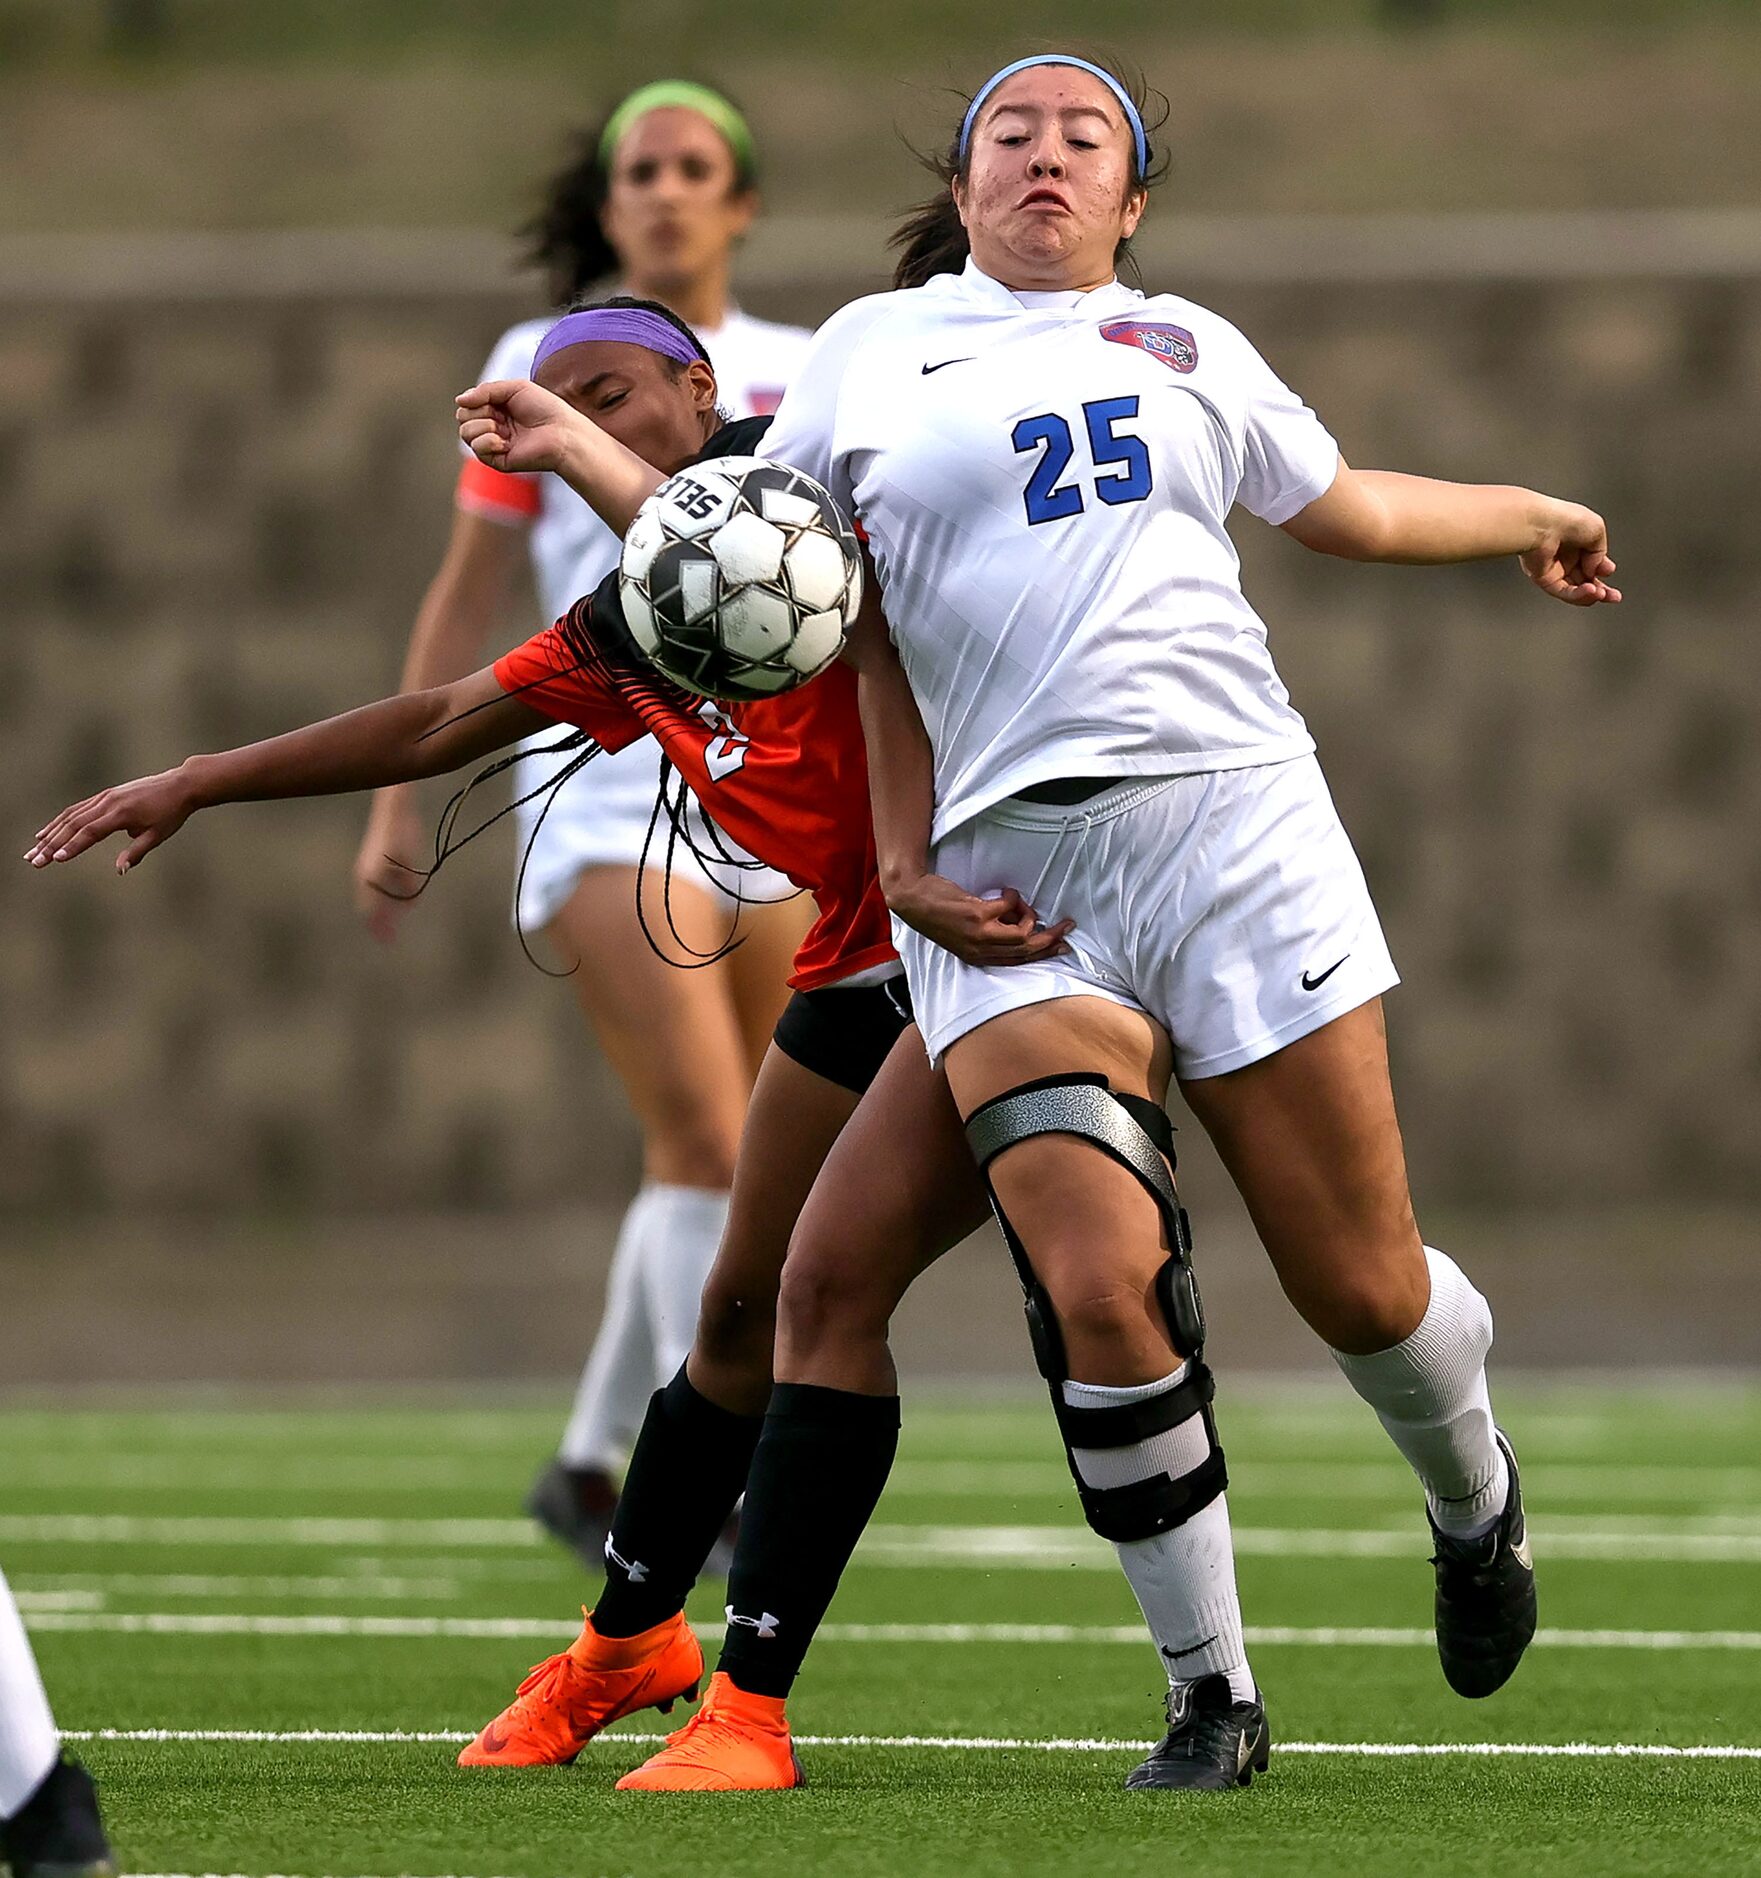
[887,874,1073,968]
[25,768,198,874]
[353,785,428,944]
[1522,502,1622,607]
[455,379,591,477]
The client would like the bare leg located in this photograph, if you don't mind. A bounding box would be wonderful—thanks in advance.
[724,891,814,1079]
[545,868,760,1474]
[942,996,1179,1384]
[691,1046,862,1414]
[1179,997,1511,1537]
[937,997,1257,1708]
[776,1031,991,1395]
[1176,998,1426,1354]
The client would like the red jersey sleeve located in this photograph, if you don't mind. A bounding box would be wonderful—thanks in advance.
[457,455,542,526]
[492,614,646,754]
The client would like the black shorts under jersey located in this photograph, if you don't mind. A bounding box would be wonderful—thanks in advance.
[772,974,915,1095]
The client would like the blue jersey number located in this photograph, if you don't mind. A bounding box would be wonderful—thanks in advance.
[1012,395,1152,526]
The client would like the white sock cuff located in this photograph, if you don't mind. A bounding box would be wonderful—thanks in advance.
[1062,1363,1190,1410]
[0,1569,60,1820]
[1331,1246,1493,1420]
[648,1182,732,1217]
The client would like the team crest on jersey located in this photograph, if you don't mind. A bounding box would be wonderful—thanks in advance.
[1099,319,1198,373]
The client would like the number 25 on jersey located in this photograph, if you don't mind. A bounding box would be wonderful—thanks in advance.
[1012,395,1153,527]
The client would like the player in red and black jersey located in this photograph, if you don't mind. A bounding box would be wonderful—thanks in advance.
[27,303,1064,1770]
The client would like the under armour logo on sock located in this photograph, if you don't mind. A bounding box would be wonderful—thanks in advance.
[604,1540,648,1585]
[725,1604,780,1640]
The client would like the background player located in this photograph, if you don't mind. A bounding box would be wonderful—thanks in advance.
[0,1568,114,1877]
[351,81,814,1567]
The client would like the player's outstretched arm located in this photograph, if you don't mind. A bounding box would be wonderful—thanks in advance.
[1283,459,1622,607]
[842,583,1071,969]
[26,671,547,876]
[456,379,665,538]
[355,509,530,944]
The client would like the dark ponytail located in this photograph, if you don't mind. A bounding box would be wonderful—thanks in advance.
[889,52,1169,292]
[521,123,620,305]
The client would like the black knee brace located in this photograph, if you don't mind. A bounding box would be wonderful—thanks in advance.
[966,1073,1206,1361]
[964,1072,1225,1542]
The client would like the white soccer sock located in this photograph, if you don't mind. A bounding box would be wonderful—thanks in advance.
[557,1188,663,1472]
[638,1184,732,1384]
[0,1568,60,1820]
[1064,1366,1256,1703]
[1330,1245,1510,1538]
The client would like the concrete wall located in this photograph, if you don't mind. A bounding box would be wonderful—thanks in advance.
[4,222,1759,1220]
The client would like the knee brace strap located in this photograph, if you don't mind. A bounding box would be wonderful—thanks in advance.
[1079,1449,1228,1542]
[965,1073,1207,1359]
[1059,1359,1228,1542]
[1056,1359,1215,1450]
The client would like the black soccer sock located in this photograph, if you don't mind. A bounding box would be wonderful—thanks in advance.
[591,1365,764,1640]
[717,1382,901,1699]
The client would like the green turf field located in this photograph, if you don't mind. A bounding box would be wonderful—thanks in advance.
[5,1382,1759,1876]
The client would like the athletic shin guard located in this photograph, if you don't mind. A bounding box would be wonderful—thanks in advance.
[592,1365,763,1639]
[717,1383,900,1699]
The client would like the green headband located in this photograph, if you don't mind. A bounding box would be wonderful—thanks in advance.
[599,81,756,178]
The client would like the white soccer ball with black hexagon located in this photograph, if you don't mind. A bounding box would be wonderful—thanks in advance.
[618,455,863,701]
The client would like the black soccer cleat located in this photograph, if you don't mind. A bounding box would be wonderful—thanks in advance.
[524,1457,619,1573]
[1430,1429,1537,1698]
[1124,1673,1270,1791]
[0,1757,117,1878]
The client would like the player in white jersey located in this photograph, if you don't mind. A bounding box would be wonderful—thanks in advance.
[0,1569,114,1874]
[350,81,814,1569]
[618,53,1619,1791]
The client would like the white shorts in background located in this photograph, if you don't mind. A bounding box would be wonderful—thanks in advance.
[509,729,794,935]
[902,754,1398,1080]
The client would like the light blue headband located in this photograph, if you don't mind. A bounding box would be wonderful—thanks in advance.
[958,55,1149,177]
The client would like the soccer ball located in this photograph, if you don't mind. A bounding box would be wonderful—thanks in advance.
[618,455,863,701]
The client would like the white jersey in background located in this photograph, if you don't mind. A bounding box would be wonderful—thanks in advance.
[760,258,1339,842]
[456,306,814,928]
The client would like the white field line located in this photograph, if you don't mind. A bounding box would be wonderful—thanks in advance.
[17,1573,462,1603]
[0,1455,510,1490]
[884,1461,1761,1505]
[860,1524,1761,1564]
[56,1726,1761,1760]
[10,1455,1761,1503]
[24,1612,1761,1650]
[9,1513,1761,1562]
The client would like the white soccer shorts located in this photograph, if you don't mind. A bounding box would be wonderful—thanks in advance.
[902,754,1399,1080]
[509,729,793,935]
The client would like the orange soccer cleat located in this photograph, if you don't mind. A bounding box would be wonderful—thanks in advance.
[615,1671,804,1791]
[457,1608,703,1768]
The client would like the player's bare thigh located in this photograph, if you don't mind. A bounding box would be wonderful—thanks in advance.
[1176,996,1428,1355]
[723,892,814,1076]
[775,1028,992,1397]
[940,996,1181,1387]
[544,865,755,1188]
[689,1042,862,1415]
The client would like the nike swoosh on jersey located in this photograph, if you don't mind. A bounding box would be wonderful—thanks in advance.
[920,358,974,374]
[1301,956,1349,991]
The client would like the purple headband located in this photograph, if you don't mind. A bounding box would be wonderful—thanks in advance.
[531,307,704,376]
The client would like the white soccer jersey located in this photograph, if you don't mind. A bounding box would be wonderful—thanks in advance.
[760,258,1340,843]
